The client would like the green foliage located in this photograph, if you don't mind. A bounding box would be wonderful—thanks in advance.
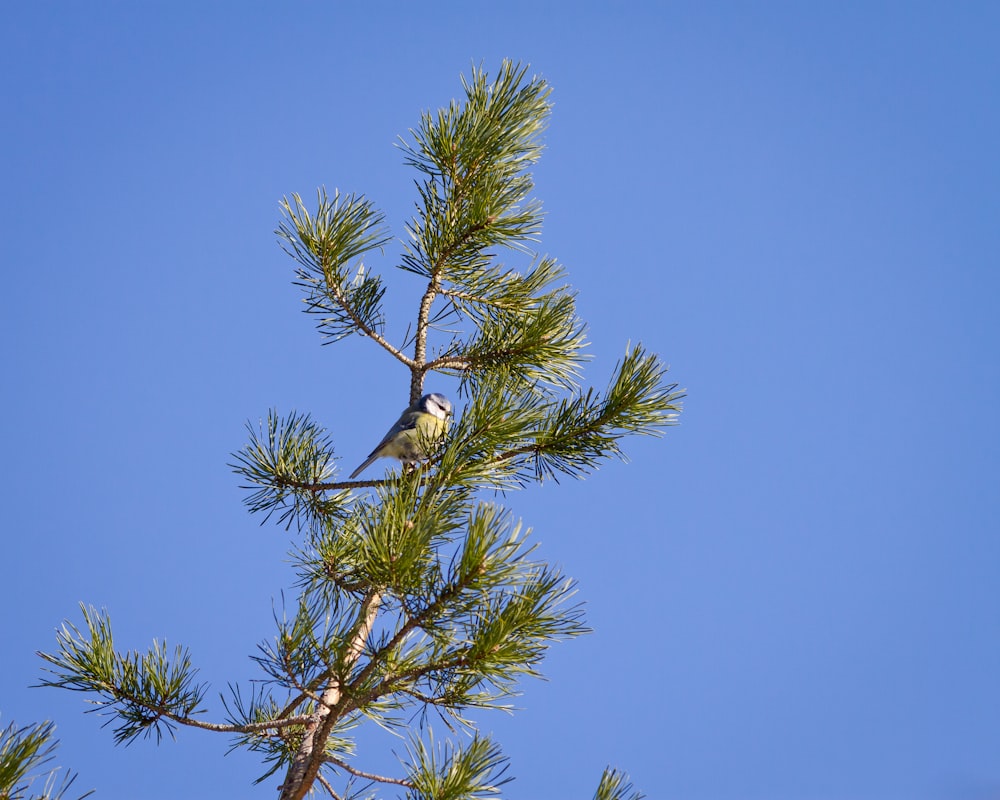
[399,61,549,277]
[40,59,682,799]
[0,717,92,800]
[403,733,510,800]
[37,605,207,745]
[593,768,645,800]
[232,409,351,529]
[278,189,392,343]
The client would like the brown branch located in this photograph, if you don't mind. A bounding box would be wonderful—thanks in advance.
[360,652,473,707]
[325,754,414,788]
[322,281,416,371]
[422,354,472,373]
[326,558,513,728]
[345,567,481,698]
[269,677,328,725]
[71,675,315,737]
[411,275,439,403]
[314,772,343,800]
[170,714,312,735]
[278,591,383,800]
[409,150,497,403]
[281,471,415,494]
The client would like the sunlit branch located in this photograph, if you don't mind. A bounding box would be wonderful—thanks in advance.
[324,755,414,788]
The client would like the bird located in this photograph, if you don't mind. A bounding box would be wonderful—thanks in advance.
[348,392,453,479]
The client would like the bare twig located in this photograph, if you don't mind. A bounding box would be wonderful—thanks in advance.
[325,754,414,788]
[324,281,417,371]
[171,714,312,735]
[314,771,343,800]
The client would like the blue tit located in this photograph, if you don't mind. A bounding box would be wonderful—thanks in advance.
[348,392,453,479]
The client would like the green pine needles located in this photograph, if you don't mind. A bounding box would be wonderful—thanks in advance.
[0,715,93,800]
[38,60,681,800]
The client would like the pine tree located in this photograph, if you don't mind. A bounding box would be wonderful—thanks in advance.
[38,61,682,800]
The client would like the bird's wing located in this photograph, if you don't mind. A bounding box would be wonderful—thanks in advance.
[370,413,418,453]
[349,412,420,479]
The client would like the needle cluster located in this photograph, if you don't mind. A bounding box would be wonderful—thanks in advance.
[0,716,92,800]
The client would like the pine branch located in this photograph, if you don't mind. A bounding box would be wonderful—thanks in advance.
[326,504,586,723]
[278,189,409,364]
[231,410,353,529]
[36,607,310,745]
[447,346,683,487]
[400,61,552,402]
[438,255,568,320]
[323,754,413,788]
[314,771,343,800]
[35,606,217,745]
[403,732,512,800]
[0,718,93,800]
[593,768,645,800]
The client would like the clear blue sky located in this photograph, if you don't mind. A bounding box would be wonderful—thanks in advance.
[2,3,998,799]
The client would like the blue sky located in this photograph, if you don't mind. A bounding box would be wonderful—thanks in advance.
[2,3,998,799]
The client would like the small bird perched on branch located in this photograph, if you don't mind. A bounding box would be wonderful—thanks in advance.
[349,393,453,479]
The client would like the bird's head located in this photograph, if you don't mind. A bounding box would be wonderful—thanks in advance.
[420,393,452,420]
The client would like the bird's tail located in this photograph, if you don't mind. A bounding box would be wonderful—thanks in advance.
[349,454,379,480]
